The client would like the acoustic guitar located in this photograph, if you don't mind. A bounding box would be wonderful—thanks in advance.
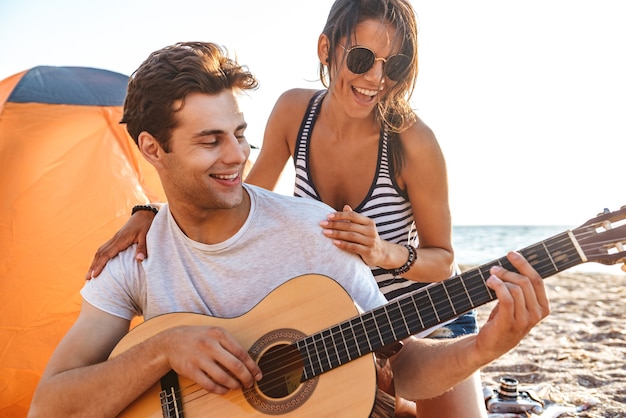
[110,206,626,417]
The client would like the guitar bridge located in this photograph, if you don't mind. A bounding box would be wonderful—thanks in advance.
[160,370,184,418]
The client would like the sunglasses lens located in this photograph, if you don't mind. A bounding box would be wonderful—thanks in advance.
[345,46,411,81]
[385,54,411,81]
[346,47,375,74]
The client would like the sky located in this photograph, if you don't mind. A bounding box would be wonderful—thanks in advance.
[1,0,625,226]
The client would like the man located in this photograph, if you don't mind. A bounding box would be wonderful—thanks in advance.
[28,42,549,417]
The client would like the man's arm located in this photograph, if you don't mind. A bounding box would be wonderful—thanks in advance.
[29,302,262,418]
[391,251,550,400]
[28,302,169,417]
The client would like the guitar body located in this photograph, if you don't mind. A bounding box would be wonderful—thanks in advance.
[110,274,378,417]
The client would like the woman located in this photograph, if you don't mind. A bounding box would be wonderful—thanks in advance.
[87,1,484,416]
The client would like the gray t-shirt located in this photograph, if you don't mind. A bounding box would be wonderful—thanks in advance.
[81,184,387,321]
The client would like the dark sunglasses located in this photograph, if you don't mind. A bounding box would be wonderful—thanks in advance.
[341,45,411,81]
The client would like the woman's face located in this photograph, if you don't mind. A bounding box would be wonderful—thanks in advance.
[326,19,404,120]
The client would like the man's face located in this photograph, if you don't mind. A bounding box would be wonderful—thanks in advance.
[160,90,251,212]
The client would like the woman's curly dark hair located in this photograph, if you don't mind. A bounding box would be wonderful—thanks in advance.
[319,0,418,134]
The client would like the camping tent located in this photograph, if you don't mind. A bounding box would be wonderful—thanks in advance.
[0,66,164,417]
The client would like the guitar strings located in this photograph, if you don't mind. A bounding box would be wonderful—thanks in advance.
[151,225,623,413]
[168,381,253,415]
[279,227,614,381]
[296,230,579,373]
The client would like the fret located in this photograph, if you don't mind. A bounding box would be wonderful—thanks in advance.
[479,259,505,275]
[340,320,359,360]
[374,307,395,345]
[426,284,456,320]
[321,328,341,370]
[409,294,425,330]
[381,306,397,341]
[460,270,496,307]
[425,289,440,323]
[397,295,423,335]
[297,338,314,379]
[351,316,369,357]
[459,275,473,306]
[306,335,322,377]
[440,281,456,316]
[498,257,514,271]
[563,237,585,269]
[412,290,440,330]
[520,232,582,275]
[478,261,500,300]
[316,333,329,373]
[535,234,580,273]
[443,276,473,314]
[385,301,409,341]
[476,264,492,297]
[329,324,348,366]
[523,241,557,277]
[311,334,327,373]
[361,311,383,351]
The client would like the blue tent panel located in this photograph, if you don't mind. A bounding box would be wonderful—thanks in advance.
[7,66,128,106]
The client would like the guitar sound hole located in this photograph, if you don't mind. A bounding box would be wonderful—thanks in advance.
[256,344,304,399]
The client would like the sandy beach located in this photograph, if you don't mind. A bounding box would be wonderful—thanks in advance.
[472,269,626,417]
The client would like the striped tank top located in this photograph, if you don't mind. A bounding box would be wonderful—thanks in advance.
[293,90,427,301]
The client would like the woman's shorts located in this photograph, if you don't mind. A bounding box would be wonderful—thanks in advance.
[425,310,478,339]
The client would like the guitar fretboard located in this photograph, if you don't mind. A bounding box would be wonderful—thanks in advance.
[296,230,585,380]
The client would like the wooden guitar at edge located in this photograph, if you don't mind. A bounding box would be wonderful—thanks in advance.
[110,206,626,417]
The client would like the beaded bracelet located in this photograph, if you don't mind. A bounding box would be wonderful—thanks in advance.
[392,244,417,277]
[131,204,158,216]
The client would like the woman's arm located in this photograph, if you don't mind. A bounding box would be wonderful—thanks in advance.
[395,116,455,282]
[319,117,455,283]
[86,207,158,279]
[245,89,314,189]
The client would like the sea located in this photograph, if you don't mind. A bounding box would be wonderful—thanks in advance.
[452,225,624,276]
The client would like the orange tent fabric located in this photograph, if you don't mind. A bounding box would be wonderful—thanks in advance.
[0,66,164,417]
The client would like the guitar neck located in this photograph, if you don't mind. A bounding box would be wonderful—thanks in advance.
[297,230,585,380]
